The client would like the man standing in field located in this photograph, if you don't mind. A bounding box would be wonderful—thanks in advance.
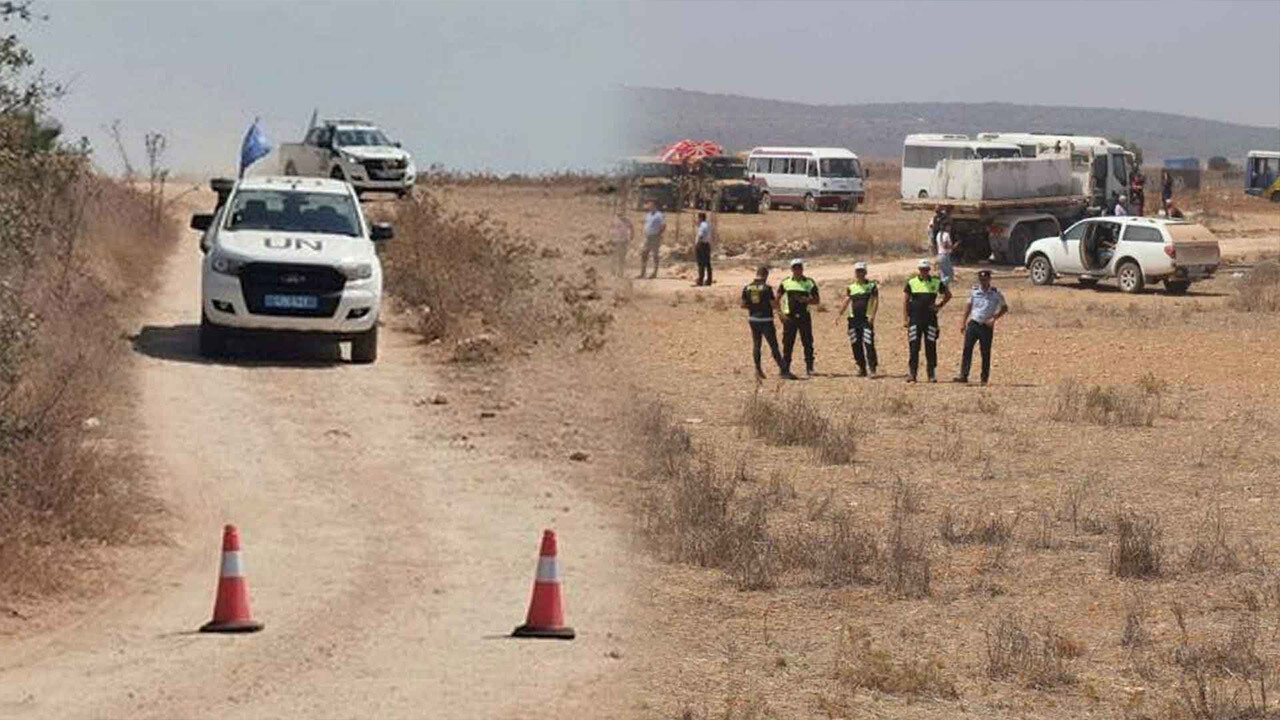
[694,211,713,286]
[903,259,951,383]
[639,201,665,279]
[935,219,955,285]
[779,259,820,376]
[835,261,878,377]
[741,265,788,380]
[953,269,1008,385]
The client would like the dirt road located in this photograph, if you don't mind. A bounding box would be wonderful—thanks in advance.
[0,220,634,718]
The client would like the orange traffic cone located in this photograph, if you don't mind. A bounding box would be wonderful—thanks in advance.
[512,529,575,640]
[200,524,264,633]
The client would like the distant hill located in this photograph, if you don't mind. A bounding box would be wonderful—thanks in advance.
[622,87,1280,162]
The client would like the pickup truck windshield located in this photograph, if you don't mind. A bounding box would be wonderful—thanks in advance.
[708,163,747,180]
[819,158,861,178]
[334,129,392,147]
[225,190,362,237]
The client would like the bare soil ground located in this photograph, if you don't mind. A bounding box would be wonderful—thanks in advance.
[440,178,1280,718]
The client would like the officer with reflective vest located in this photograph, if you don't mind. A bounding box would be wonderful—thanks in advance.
[835,261,878,377]
[778,258,820,376]
[902,258,951,383]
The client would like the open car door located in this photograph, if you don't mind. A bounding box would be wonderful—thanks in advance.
[1080,220,1121,273]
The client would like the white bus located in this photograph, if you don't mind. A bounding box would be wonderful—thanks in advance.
[745,147,864,212]
[900,134,1022,199]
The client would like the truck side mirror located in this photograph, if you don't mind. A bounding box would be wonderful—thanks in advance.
[370,222,394,242]
[191,214,213,231]
[864,169,871,179]
[393,141,402,148]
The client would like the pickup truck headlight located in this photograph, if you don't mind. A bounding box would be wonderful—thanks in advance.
[211,255,244,275]
[341,262,374,280]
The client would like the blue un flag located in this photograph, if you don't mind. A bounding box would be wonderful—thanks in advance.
[239,118,272,177]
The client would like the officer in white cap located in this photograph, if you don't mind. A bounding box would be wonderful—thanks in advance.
[902,258,951,382]
[778,258,819,377]
[835,261,879,377]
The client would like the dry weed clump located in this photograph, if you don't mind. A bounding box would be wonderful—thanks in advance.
[1110,510,1164,578]
[884,500,932,599]
[1228,260,1280,313]
[1171,608,1274,719]
[1051,378,1160,427]
[787,510,879,588]
[1184,508,1241,574]
[939,506,1019,546]
[984,614,1081,689]
[831,625,959,700]
[740,392,857,465]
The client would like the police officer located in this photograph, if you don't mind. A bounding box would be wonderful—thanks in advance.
[953,269,1008,385]
[740,265,789,380]
[902,259,951,383]
[779,258,820,376]
[835,261,878,377]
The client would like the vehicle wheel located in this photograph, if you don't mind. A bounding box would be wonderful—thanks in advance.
[803,193,817,212]
[1164,280,1190,295]
[199,314,227,358]
[1270,191,1280,203]
[330,166,346,181]
[759,192,771,212]
[918,189,929,199]
[1117,261,1145,293]
[350,324,378,364]
[1028,254,1055,286]
[284,162,298,176]
[746,201,760,214]
[1007,226,1031,266]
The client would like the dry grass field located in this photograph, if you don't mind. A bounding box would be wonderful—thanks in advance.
[424,170,1280,719]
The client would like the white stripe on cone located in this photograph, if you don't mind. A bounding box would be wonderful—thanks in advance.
[536,556,559,583]
[220,550,244,578]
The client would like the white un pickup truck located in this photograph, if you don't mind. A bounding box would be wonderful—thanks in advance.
[278,119,416,197]
[190,176,393,363]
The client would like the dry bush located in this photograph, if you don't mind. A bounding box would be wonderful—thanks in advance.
[636,402,778,591]
[880,391,914,416]
[1228,260,1280,313]
[884,500,931,599]
[891,475,923,515]
[788,510,879,588]
[832,625,958,700]
[939,506,1019,546]
[741,392,856,465]
[1,103,176,594]
[1171,608,1274,719]
[1110,510,1164,578]
[1051,378,1160,427]
[1136,371,1170,396]
[984,614,1080,689]
[1185,508,1242,574]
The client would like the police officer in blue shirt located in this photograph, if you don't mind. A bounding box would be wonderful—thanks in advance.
[953,269,1009,385]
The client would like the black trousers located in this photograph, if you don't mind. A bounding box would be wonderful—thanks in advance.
[959,320,994,382]
[749,321,783,371]
[781,314,814,373]
[695,242,712,285]
[907,312,939,378]
[846,316,877,373]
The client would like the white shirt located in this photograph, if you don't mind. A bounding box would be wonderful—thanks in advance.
[936,230,952,254]
[696,220,710,244]
[643,210,665,238]
[1114,203,1127,216]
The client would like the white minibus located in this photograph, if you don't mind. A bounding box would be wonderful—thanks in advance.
[900,134,1022,199]
[746,147,864,212]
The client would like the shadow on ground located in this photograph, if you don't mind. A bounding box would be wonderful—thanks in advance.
[131,324,344,367]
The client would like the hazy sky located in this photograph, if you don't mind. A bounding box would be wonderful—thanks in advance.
[20,0,1280,175]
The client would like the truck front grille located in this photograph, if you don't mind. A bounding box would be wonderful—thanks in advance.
[239,262,345,317]
[361,159,408,180]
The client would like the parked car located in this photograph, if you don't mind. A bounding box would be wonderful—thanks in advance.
[1025,216,1219,294]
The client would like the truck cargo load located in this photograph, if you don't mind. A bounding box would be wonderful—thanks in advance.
[928,157,1074,201]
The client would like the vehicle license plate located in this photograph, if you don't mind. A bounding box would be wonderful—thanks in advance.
[264,294,318,310]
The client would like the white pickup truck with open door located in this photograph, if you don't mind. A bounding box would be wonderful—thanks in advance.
[1025,217,1219,294]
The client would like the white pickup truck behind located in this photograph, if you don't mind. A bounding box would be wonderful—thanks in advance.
[278,119,416,197]
[190,176,394,363]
